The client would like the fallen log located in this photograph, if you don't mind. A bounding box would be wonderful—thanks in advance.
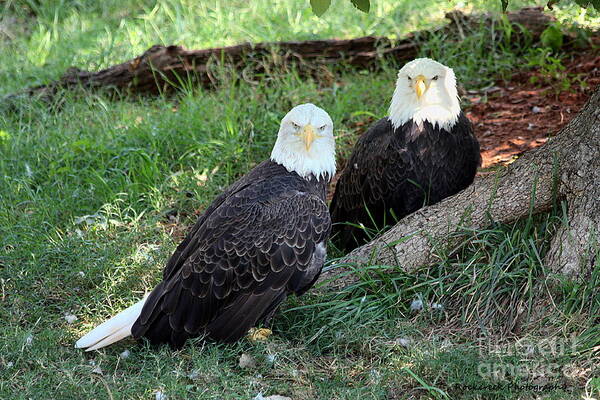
[322,85,600,287]
[5,7,553,102]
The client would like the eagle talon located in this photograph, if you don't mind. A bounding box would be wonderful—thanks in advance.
[248,328,272,342]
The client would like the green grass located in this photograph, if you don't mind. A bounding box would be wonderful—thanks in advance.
[1,0,599,399]
[2,0,599,95]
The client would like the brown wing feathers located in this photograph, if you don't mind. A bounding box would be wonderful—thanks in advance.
[131,161,330,347]
[330,118,407,248]
[330,114,480,251]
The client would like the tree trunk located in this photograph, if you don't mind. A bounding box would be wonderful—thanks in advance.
[3,8,553,103]
[323,86,600,287]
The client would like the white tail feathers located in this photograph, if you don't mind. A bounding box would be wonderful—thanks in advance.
[75,295,148,351]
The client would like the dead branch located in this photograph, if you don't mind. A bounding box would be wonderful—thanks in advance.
[4,7,553,103]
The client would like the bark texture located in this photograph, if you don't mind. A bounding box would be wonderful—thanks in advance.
[4,8,552,103]
[323,87,600,286]
[545,98,600,275]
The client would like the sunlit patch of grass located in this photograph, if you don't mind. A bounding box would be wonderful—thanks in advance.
[4,0,600,96]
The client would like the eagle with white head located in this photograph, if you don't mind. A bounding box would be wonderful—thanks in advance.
[76,103,336,350]
[330,58,481,251]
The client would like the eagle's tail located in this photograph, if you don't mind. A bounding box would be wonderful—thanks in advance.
[75,295,148,351]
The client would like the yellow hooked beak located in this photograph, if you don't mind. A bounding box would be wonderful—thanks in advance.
[300,124,317,151]
[414,75,427,99]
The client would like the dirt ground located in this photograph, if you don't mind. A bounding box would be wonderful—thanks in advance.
[466,51,600,169]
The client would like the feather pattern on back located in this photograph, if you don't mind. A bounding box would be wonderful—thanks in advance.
[330,113,480,250]
[132,160,331,346]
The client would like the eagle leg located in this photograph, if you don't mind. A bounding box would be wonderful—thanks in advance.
[246,292,287,342]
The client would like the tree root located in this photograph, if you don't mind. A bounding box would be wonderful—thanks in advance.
[322,86,600,286]
[3,8,553,104]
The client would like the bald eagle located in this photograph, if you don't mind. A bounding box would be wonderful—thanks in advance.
[330,58,481,251]
[76,103,336,350]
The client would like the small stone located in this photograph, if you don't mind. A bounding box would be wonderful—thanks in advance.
[254,395,291,400]
[410,299,423,312]
[6,361,13,368]
[120,350,130,359]
[78,271,85,277]
[525,345,535,356]
[239,353,257,369]
[369,369,381,383]
[431,303,444,311]
[265,354,276,364]
[395,338,410,347]
[187,370,200,380]
[92,366,103,375]
[25,334,33,346]
[64,314,78,324]
[532,106,542,113]
[155,390,167,400]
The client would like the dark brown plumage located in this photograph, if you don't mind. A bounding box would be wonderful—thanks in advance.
[330,113,480,251]
[75,103,335,352]
[131,160,331,347]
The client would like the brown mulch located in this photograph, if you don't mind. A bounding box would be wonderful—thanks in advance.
[467,51,600,169]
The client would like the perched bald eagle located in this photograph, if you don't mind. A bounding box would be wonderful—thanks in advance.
[330,58,481,251]
[76,104,336,350]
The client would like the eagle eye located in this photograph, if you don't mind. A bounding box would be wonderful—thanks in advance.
[318,125,327,131]
[407,76,412,81]
[291,122,301,129]
[432,75,439,81]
